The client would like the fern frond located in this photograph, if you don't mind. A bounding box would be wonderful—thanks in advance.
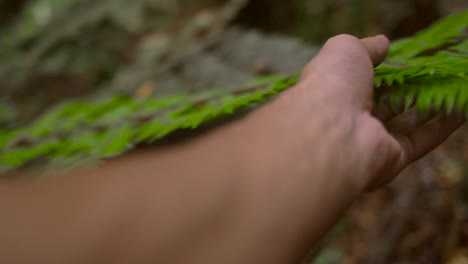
[0,11,467,172]
[387,10,468,62]
[0,76,296,171]
[376,50,468,112]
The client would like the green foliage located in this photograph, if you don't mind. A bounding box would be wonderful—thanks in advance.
[0,76,296,171]
[376,10,467,113]
[387,11,468,62]
[0,11,467,172]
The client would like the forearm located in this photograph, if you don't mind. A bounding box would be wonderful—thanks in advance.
[0,131,249,263]
[0,84,364,264]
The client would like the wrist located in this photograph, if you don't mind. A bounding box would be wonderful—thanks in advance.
[221,85,368,228]
[210,85,368,261]
[240,83,367,192]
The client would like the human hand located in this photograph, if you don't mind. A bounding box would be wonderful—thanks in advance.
[289,34,465,191]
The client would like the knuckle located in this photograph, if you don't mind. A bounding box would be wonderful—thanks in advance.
[327,34,360,44]
[324,34,371,63]
[394,133,415,164]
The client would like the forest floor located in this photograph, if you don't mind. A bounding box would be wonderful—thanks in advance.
[1,0,467,263]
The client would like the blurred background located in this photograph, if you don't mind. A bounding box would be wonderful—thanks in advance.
[0,0,467,263]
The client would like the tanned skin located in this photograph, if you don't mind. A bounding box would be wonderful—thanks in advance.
[0,35,465,264]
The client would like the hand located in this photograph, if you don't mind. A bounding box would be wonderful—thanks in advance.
[286,34,465,191]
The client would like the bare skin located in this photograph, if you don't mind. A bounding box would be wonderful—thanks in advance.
[0,35,465,264]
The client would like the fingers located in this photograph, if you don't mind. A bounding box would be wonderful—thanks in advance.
[366,113,464,192]
[373,103,398,123]
[360,35,390,67]
[394,114,465,168]
[386,107,436,135]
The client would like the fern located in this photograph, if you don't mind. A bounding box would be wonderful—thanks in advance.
[0,11,467,172]
[376,10,467,112]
